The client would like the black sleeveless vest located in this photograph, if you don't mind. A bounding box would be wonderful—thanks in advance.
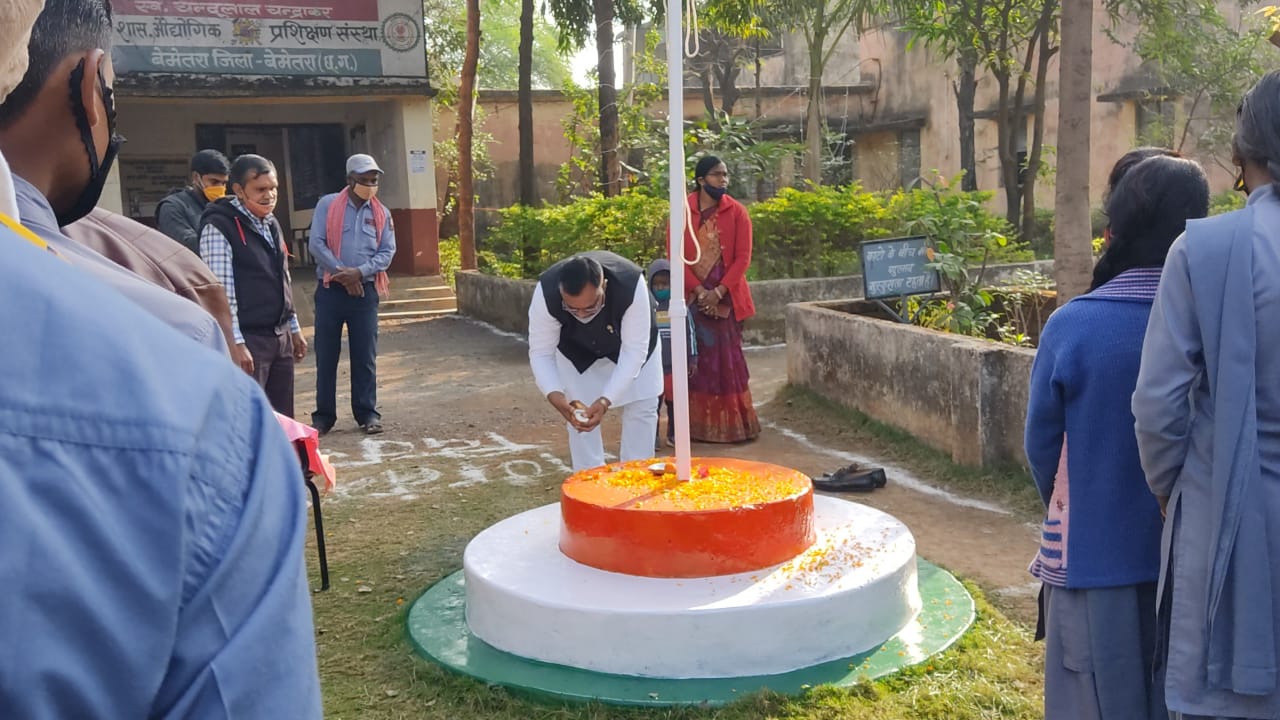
[538,251,658,374]
[200,199,295,334]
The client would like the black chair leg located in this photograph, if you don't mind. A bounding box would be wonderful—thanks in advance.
[306,479,330,591]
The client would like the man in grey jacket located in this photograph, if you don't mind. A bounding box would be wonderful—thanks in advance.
[156,148,228,254]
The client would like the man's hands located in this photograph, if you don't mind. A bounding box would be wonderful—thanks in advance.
[547,391,610,432]
[292,331,308,361]
[583,397,611,431]
[333,267,365,297]
[234,343,255,375]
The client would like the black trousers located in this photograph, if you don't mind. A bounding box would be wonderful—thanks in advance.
[244,327,294,418]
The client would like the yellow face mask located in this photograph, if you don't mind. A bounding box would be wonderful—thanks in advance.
[203,185,227,202]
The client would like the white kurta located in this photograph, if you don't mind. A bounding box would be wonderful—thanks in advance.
[528,279,664,470]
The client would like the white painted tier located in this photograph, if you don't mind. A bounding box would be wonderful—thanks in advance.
[463,495,921,679]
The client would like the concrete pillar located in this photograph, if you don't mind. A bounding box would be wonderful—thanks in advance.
[386,94,439,276]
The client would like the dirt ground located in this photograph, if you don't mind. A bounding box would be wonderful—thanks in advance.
[294,313,1043,624]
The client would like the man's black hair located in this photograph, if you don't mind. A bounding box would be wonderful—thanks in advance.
[229,154,276,190]
[559,255,604,295]
[191,149,230,176]
[0,0,114,129]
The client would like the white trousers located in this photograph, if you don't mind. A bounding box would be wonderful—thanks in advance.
[566,397,659,471]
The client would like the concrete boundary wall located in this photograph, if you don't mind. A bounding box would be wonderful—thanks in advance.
[786,299,1035,469]
[456,260,1053,345]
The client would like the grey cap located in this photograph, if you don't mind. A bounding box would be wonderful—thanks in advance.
[346,153,383,175]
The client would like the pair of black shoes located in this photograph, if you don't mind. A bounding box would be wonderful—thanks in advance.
[813,463,887,492]
[316,420,383,436]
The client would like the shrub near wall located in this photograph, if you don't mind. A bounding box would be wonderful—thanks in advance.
[474,182,1030,283]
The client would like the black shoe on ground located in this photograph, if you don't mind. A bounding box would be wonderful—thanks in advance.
[812,463,887,492]
[362,421,384,435]
[313,421,334,436]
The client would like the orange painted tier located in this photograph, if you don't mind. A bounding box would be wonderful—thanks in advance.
[559,458,816,578]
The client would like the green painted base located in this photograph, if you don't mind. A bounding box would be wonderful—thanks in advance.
[406,559,975,707]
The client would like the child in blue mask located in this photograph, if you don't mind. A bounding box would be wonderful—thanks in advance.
[647,258,696,449]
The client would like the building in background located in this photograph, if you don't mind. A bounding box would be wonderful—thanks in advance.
[103,0,440,275]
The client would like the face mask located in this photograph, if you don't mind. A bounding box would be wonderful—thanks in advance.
[58,61,121,226]
[703,184,727,201]
[353,183,378,201]
[202,185,226,202]
[653,288,671,301]
[240,194,276,219]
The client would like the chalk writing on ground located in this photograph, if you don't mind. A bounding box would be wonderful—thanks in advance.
[327,432,572,500]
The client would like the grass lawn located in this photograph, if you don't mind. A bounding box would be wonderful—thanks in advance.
[310,388,1045,719]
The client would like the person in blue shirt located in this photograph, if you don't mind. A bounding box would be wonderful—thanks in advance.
[308,153,397,435]
[0,2,322,718]
[1025,154,1208,720]
[0,0,227,356]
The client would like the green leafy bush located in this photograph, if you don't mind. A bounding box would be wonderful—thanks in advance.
[480,179,1028,281]
[438,236,522,289]
[485,192,670,278]
[1210,190,1246,216]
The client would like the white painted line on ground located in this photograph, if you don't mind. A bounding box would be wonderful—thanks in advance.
[449,315,528,344]
[762,421,1012,515]
[744,343,786,352]
[993,581,1041,598]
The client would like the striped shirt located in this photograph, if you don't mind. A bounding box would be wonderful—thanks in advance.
[199,197,300,344]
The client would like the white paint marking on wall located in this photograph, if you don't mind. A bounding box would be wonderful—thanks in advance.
[762,421,1012,515]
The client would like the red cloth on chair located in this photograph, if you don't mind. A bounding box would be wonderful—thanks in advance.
[274,412,336,493]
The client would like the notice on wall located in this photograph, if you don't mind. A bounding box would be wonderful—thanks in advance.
[110,0,426,79]
[409,149,427,175]
[859,236,941,300]
[122,157,191,219]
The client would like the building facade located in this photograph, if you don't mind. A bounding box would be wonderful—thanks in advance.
[103,0,440,275]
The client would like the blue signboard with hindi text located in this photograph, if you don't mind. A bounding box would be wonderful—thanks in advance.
[859,236,941,300]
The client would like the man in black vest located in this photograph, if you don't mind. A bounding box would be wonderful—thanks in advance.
[198,154,307,418]
[528,251,663,470]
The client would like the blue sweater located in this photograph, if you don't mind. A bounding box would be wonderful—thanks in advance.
[1024,270,1165,588]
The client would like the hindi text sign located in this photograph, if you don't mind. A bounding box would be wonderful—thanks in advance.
[111,0,425,79]
[859,236,941,301]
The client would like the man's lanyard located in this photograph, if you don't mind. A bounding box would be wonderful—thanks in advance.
[0,210,59,258]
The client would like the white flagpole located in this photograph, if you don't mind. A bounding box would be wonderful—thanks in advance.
[666,0,692,481]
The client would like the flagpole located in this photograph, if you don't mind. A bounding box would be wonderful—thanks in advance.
[665,0,692,481]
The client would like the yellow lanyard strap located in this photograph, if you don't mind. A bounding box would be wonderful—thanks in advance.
[0,210,60,258]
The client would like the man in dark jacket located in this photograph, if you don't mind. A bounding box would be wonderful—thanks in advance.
[157,148,228,254]
[198,154,307,417]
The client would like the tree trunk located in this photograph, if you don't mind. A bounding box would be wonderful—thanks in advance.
[1021,1,1057,244]
[994,74,1021,228]
[1054,0,1094,301]
[956,49,978,192]
[517,0,536,274]
[698,67,717,118]
[594,0,621,196]
[804,36,825,184]
[457,0,480,270]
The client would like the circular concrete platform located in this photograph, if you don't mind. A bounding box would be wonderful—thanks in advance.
[407,558,974,707]
[464,496,920,678]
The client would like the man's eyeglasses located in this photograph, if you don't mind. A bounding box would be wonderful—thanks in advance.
[562,293,605,318]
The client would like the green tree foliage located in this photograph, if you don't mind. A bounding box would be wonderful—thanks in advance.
[424,0,571,95]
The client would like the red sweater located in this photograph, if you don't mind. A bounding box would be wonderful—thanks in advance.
[670,192,756,321]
